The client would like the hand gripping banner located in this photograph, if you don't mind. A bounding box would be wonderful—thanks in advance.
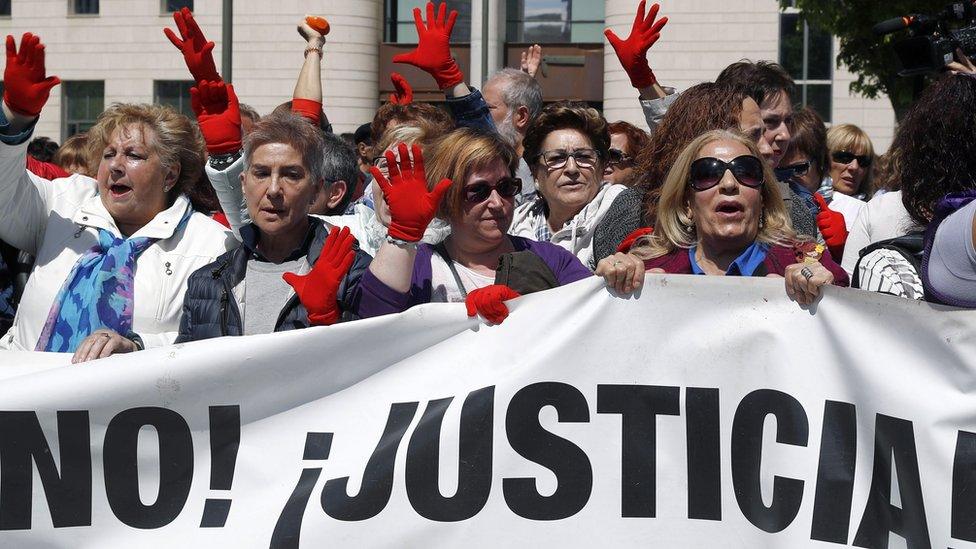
[1,275,976,548]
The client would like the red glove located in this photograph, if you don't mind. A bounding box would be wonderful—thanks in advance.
[389,72,414,104]
[3,33,60,117]
[604,1,668,89]
[392,2,464,90]
[465,284,521,325]
[190,80,242,154]
[164,7,220,83]
[814,193,848,259]
[283,225,357,326]
[369,143,452,242]
[616,227,653,254]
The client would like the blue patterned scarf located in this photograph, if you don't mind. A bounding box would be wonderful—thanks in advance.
[35,208,192,352]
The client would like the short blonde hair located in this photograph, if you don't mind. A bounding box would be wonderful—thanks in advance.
[424,128,519,220]
[827,124,875,195]
[633,129,796,260]
[87,103,205,202]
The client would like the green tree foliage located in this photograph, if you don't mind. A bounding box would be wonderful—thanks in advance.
[781,0,950,119]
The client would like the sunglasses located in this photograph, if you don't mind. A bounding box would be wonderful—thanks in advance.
[464,177,522,203]
[689,155,765,191]
[782,160,811,176]
[832,151,873,167]
[537,148,600,170]
[607,148,634,167]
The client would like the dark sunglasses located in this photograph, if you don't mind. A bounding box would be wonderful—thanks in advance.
[607,148,634,167]
[782,160,811,176]
[832,151,872,167]
[689,155,765,191]
[464,177,522,203]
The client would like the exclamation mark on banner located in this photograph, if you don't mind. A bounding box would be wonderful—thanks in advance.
[200,405,241,528]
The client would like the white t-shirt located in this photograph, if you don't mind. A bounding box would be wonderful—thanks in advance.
[829,192,865,232]
[928,199,976,304]
[841,190,921,276]
[429,253,496,303]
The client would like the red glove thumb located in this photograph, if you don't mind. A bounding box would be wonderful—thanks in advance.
[813,192,847,255]
[389,72,413,104]
[465,284,521,325]
[813,192,830,213]
[616,227,653,254]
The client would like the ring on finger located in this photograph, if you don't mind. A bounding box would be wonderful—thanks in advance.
[800,266,814,280]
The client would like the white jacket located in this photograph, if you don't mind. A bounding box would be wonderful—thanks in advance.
[509,183,627,270]
[0,139,236,352]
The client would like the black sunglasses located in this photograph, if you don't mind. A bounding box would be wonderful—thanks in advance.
[782,160,811,176]
[689,155,765,191]
[464,177,522,203]
[832,151,872,167]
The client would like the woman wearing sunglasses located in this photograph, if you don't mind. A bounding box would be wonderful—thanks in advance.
[826,124,875,199]
[356,128,594,324]
[620,130,847,304]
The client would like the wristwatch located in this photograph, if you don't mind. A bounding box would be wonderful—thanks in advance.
[209,150,242,171]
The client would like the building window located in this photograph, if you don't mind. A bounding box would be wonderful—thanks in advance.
[779,12,832,122]
[163,0,193,13]
[507,0,604,44]
[154,81,194,117]
[62,81,104,139]
[70,0,99,15]
[385,0,471,43]
[0,0,11,17]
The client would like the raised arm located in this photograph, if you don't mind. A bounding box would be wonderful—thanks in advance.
[0,33,61,254]
[291,15,328,128]
[163,7,220,84]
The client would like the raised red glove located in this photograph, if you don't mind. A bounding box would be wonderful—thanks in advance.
[465,284,521,325]
[3,33,60,117]
[616,227,653,254]
[392,2,464,90]
[814,192,848,259]
[389,72,413,104]
[164,7,220,83]
[369,143,452,242]
[283,225,357,326]
[190,80,241,154]
[604,1,668,89]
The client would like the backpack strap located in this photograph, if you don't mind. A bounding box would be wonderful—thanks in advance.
[432,241,469,299]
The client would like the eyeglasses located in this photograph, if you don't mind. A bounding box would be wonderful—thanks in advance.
[464,177,522,203]
[781,160,811,177]
[607,148,634,167]
[371,156,388,170]
[537,148,600,170]
[689,155,765,191]
[831,151,873,167]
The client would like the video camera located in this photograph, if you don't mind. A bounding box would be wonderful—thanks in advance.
[874,2,976,76]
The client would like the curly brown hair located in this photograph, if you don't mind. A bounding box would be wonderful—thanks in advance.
[895,74,976,226]
[522,101,610,170]
[369,102,454,146]
[632,83,746,223]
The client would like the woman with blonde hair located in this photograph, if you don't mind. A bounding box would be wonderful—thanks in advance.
[357,127,595,323]
[610,130,848,304]
[0,33,234,360]
[827,124,875,199]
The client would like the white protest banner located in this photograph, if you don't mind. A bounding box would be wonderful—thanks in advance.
[1,275,976,548]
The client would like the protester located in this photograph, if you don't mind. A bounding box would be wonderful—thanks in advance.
[604,121,648,187]
[52,132,92,176]
[176,112,369,341]
[826,124,875,199]
[509,102,625,269]
[593,83,759,262]
[780,107,859,260]
[357,129,620,324]
[842,73,976,277]
[854,73,976,300]
[482,67,543,201]
[0,33,234,361]
[311,131,359,216]
[615,130,847,304]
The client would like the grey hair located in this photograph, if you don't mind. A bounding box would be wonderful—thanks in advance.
[321,131,360,213]
[242,111,326,185]
[488,68,543,120]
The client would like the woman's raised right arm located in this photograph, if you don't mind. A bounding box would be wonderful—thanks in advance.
[0,33,62,255]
